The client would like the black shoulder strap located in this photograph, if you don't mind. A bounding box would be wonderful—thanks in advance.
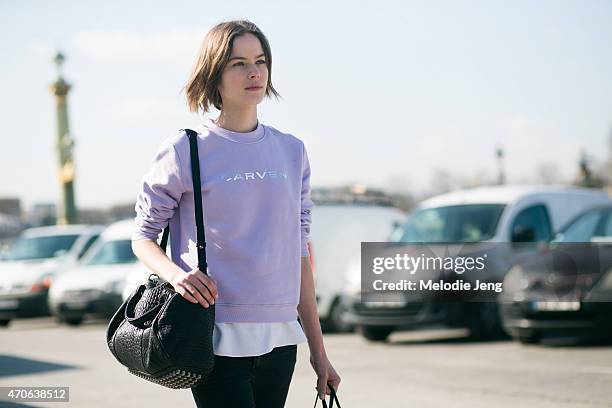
[158,128,208,275]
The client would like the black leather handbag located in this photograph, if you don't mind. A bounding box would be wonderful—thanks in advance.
[106,128,215,389]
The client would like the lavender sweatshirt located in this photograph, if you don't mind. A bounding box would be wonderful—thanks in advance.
[131,118,314,323]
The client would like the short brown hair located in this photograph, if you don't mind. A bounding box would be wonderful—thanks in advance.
[183,20,280,114]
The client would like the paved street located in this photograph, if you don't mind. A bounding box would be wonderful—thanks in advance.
[0,317,611,407]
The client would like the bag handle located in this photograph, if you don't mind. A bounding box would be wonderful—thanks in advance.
[157,128,208,275]
[313,384,341,408]
[123,284,166,328]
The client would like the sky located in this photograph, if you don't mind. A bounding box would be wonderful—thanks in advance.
[1,0,611,210]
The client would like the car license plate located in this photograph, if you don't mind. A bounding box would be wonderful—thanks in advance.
[364,301,406,308]
[0,299,18,309]
[530,301,580,312]
[64,299,88,309]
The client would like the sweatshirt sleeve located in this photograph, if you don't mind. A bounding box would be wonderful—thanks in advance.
[300,142,315,257]
[131,138,186,242]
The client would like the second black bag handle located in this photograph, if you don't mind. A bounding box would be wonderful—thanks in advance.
[157,128,208,276]
[313,384,341,408]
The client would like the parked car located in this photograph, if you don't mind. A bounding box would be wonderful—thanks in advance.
[48,220,140,326]
[309,203,406,332]
[0,224,103,327]
[121,231,171,302]
[344,185,612,342]
[500,204,612,343]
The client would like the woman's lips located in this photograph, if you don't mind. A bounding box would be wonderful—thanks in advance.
[245,86,263,91]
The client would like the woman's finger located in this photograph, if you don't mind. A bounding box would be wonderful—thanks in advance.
[176,285,198,304]
[326,367,340,394]
[194,270,218,299]
[329,369,341,387]
[181,282,210,308]
[200,275,218,299]
[188,278,215,305]
[317,374,328,400]
[328,378,340,394]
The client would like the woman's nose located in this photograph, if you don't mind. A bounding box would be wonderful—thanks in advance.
[248,65,261,79]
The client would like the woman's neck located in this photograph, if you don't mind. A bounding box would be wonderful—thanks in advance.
[214,106,258,133]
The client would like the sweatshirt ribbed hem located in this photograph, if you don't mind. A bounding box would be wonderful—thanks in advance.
[214,303,298,323]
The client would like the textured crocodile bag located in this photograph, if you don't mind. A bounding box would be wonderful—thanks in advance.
[106,128,215,389]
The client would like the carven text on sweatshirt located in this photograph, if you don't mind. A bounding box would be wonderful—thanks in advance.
[131,118,314,323]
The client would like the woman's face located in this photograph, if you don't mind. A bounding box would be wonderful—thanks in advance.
[218,33,269,109]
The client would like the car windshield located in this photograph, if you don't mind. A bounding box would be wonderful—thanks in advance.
[554,208,612,242]
[5,234,80,261]
[86,239,137,265]
[391,204,505,243]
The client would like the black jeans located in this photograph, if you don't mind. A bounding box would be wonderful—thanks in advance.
[190,344,298,408]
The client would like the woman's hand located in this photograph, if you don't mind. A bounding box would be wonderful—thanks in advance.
[170,269,218,308]
[310,351,341,401]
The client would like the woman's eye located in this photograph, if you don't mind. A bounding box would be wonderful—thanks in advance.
[232,60,265,67]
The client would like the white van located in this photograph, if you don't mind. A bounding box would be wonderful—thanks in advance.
[310,203,406,332]
[48,219,141,326]
[345,185,612,341]
[401,185,611,243]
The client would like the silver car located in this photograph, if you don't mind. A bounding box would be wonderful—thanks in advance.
[0,224,103,327]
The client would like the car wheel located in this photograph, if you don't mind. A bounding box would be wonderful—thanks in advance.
[360,326,392,342]
[324,298,354,333]
[467,302,504,341]
[0,319,10,327]
[65,316,84,326]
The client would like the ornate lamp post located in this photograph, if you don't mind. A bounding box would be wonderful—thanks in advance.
[49,52,77,224]
[495,147,505,185]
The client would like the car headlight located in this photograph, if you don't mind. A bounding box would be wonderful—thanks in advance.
[502,265,530,295]
[593,269,612,290]
[104,280,124,293]
[582,268,612,302]
[31,274,53,293]
[344,260,362,295]
[6,282,28,294]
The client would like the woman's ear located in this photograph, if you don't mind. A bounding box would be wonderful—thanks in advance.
[214,87,222,110]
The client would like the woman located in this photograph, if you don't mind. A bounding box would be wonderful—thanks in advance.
[131,20,341,407]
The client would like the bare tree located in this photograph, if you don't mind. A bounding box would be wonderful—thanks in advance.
[575,150,605,188]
